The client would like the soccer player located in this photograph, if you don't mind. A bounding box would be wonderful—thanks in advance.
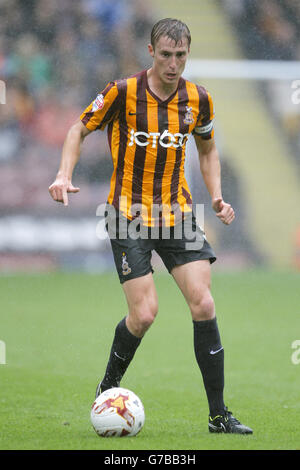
[49,18,253,434]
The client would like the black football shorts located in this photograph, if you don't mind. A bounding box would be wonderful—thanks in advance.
[105,206,216,284]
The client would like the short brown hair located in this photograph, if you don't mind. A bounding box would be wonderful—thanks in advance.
[151,18,191,49]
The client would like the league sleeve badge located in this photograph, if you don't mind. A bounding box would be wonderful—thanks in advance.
[92,93,105,112]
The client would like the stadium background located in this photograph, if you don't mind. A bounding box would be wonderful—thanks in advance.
[0,0,300,274]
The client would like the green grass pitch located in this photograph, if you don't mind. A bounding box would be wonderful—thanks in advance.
[0,269,299,450]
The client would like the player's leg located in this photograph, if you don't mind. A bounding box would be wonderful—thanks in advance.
[171,259,252,433]
[171,259,225,418]
[122,272,159,337]
[97,273,158,395]
[96,209,157,396]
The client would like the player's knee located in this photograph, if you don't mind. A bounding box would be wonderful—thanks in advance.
[129,298,158,336]
[130,312,156,337]
[139,310,156,332]
[189,289,215,321]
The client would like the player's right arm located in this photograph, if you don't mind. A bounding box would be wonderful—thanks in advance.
[49,120,92,206]
[49,81,121,206]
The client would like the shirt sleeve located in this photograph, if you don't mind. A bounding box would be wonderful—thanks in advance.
[80,81,121,131]
[192,87,215,140]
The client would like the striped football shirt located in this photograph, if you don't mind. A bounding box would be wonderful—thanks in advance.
[80,69,215,227]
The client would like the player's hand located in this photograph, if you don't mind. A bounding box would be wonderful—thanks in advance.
[48,176,80,207]
[212,197,235,225]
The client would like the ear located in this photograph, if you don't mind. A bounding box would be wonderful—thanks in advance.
[148,43,155,58]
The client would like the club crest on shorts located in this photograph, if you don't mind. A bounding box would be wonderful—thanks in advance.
[183,106,194,125]
[121,252,131,276]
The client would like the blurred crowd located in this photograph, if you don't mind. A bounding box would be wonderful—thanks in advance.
[0,0,299,270]
[0,0,154,213]
[223,0,300,60]
[1,0,299,217]
[223,0,300,166]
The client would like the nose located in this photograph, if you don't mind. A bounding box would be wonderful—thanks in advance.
[169,55,176,70]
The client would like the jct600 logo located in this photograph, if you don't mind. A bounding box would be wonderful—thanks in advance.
[128,128,190,148]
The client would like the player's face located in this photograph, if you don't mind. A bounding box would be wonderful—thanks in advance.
[148,35,190,86]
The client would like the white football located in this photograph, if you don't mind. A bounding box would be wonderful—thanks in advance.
[90,387,145,437]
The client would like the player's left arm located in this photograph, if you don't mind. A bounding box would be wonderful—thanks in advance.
[194,134,235,225]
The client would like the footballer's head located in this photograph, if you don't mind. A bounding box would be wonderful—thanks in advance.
[150,18,191,51]
[148,18,191,85]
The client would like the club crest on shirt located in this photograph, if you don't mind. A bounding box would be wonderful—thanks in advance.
[183,106,194,125]
[121,252,131,276]
[92,93,105,112]
[183,106,194,124]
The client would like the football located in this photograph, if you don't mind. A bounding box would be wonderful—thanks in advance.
[90,387,145,437]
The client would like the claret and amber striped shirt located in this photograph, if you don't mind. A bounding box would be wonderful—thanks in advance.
[80,69,215,227]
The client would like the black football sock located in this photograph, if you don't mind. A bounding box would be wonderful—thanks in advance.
[101,317,142,391]
[193,317,225,417]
